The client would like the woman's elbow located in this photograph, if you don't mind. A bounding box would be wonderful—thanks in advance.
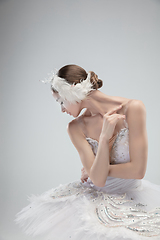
[137,172,145,179]
[136,168,146,179]
[96,182,106,187]
[89,169,107,187]
[91,178,106,187]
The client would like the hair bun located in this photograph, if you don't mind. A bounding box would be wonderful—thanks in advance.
[89,71,103,89]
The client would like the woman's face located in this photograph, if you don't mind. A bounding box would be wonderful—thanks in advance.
[52,91,82,117]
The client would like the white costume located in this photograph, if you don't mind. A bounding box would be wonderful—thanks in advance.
[15,74,160,239]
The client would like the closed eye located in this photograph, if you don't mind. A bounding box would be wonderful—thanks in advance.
[56,98,64,106]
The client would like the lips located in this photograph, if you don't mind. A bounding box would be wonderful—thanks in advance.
[65,111,71,115]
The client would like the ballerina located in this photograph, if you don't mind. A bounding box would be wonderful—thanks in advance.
[15,64,160,240]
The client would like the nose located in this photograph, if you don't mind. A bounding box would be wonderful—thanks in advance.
[61,105,66,113]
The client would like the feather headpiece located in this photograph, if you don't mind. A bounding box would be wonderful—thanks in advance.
[41,69,94,104]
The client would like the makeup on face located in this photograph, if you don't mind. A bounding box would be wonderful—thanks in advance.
[52,92,80,117]
[56,97,64,107]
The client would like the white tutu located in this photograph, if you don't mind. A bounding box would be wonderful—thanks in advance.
[15,122,160,239]
[15,177,160,240]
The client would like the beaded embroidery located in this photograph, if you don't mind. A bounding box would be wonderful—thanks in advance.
[51,181,160,237]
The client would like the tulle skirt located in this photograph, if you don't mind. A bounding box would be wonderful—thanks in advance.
[15,176,160,240]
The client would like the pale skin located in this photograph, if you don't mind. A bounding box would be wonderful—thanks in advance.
[52,90,148,187]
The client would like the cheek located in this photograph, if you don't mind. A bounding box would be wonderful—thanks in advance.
[68,105,76,113]
[63,102,70,110]
[63,101,73,110]
[64,102,79,114]
[72,104,81,115]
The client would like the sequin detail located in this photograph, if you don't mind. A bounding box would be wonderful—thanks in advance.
[86,127,130,164]
[86,137,98,155]
[110,127,130,164]
[50,181,160,237]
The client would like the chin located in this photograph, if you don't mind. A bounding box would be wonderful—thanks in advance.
[72,112,80,118]
[72,114,77,118]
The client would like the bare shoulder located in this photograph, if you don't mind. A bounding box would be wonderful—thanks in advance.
[67,117,86,150]
[128,99,146,109]
[127,99,146,116]
[125,100,148,179]
[127,99,147,130]
[67,118,84,137]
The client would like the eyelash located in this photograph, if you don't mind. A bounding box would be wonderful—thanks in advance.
[56,98,64,106]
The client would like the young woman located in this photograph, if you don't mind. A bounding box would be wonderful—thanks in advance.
[15,64,160,240]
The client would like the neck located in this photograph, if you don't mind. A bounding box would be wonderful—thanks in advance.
[81,90,123,116]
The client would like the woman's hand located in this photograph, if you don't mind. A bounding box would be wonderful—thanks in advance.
[81,167,89,183]
[100,105,125,142]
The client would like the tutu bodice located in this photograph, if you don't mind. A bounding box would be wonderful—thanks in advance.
[15,101,160,240]
[86,120,130,164]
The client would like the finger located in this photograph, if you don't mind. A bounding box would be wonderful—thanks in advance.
[106,105,122,116]
[104,113,125,122]
[104,114,125,127]
[111,113,125,119]
[110,114,126,122]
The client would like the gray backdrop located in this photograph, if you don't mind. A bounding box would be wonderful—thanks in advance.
[0,0,160,239]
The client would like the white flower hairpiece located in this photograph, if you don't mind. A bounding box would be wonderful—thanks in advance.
[41,69,94,104]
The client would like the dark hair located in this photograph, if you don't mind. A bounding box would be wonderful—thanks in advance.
[57,64,103,90]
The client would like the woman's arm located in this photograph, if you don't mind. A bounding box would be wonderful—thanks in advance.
[67,120,109,187]
[67,105,124,187]
[108,100,148,179]
[81,167,89,183]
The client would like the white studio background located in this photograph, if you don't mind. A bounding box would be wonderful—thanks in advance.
[0,0,160,239]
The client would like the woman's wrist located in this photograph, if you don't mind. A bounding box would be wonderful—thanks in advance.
[99,133,109,144]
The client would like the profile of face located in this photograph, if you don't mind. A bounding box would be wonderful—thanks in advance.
[52,91,82,118]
